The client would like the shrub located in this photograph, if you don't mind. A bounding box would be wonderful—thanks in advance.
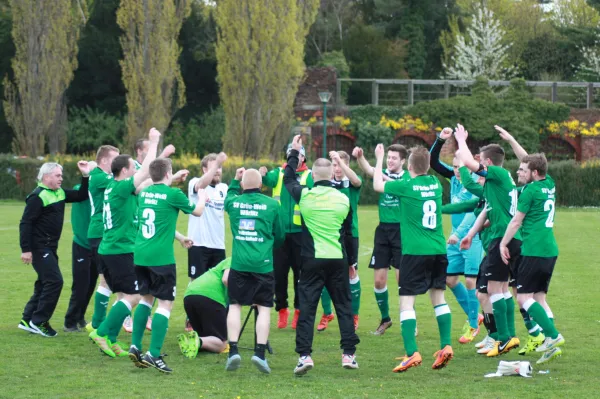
[66,107,126,154]
[167,107,225,157]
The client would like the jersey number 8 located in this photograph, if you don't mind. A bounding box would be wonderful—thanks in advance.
[142,208,156,239]
[422,200,437,229]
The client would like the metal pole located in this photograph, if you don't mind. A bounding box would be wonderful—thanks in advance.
[587,83,593,109]
[322,102,327,158]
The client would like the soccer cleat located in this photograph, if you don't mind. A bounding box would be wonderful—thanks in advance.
[291,309,300,330]
[342,354,359,369]
[18,319,37,333]
[251,356,271,374]
[536,347,562,364]
[477,337,497,355]
[128,345,148,368]
[30,321,58,337]
[89,330,115,357]
[353,315,359,331]
[177,333,190,357]
[220,343,230,354]
[184,319,193,332]
[142,352,172,373]
[85,322,94,333]
[317,314,335,332]
[294,355,314,376]
[536,334,565,353]
[486,337,520,357]
[63,325,81,333]
[111,341,130,357]
[225,354,242,371]
[432,346,454,370]
[146,316,152,331]
[393,352,422,372]
[519,333,546,355]
[459,327,480,344]
[186,331,200,359]
[122,315,133,333]
[374,319,393,336]
[475,334,492,349]
[277,308,290,329]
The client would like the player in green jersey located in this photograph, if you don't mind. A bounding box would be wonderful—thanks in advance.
[373,145,453,373]
[317,150,363,332]
[354,144,409,335]
[500,153,564,364]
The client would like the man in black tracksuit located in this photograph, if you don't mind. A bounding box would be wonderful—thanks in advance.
[18,161,92,337]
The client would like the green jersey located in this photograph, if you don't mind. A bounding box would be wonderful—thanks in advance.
[517,175,558,257]
[333,176,362,238]
[378,169,409,223]
[134,184,196,266]
[225,180,284,273]
[483,165,522,242]
[87,167,113,239]
[384,174,446,255]
[98,178,137,255]
[184,258,231,307]
[71,184,91,249]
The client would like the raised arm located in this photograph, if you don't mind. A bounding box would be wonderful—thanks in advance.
[454,124,481,173]
[283,135,305,204]
[134,128,161,187]
[429,128,454,179]
[65,161,91,203]
[224,168,244,212]
[194,152,228,192]
[495,125,528,161]
[373,144,386,193]
[330,151,362,187]
[353,147,374,178]
[260,166,280,188]
[459,166,483,197]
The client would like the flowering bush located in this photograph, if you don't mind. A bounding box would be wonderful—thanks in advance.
[544,119,600,138]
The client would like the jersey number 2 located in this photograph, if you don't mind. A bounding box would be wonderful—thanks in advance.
[544,199,555,228]
[142,208,156,239]
[422,200,437,229]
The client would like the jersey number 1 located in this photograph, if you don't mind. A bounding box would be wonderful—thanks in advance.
[422,200,437,229]
[142,208,156,239]
[103,203,113,230]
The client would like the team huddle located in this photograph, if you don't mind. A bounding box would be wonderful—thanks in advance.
[18,122,564,375]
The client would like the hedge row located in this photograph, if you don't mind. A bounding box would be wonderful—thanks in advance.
[1,155,598,207]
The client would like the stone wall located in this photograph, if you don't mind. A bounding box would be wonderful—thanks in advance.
[294,66,337,119]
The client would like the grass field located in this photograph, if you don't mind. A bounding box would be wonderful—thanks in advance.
[1,201,599,399]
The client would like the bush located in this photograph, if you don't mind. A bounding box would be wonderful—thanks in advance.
[346,105,406,149]
[317,51,350,102]
[66,107,126,154]
[167,107,225,157]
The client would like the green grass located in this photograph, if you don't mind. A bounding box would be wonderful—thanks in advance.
[1,202,599,399]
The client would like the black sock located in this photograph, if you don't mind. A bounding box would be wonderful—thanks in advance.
[519,308,530,323]
[254,344,267,360]
[381,316,391,323]
[484,313,497,335]
[229,341,239,357]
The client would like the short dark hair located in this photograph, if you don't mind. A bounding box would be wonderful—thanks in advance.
[149,158,172,182]
[134,139,148,154]
[96,145,119,163]
[480,144,505,166]
[522,153,548,177]
[387,144,408,160]
[408,146,430,175]
[201,153,218,170]
[111,154,133,177]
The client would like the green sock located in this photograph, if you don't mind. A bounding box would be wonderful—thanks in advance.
[374,287,390,321]
[504,294,516,337]
[520,308,540,337]
[97,300,130,342]
[131,301,152,350]
[434,304,452,349]
[350,277,361,315]
[321,288,333,316]
[149,311,170,357]
[526,301,558,339]
[91,287,111,329]
[400,311,418,356]
[491,294,509,342]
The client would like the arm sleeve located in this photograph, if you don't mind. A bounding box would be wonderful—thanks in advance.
[383,179,407,197]
[224,179,241,212]
[429,138,454,179]
[455,212,477,239]
[442,198,479,214]
[459,166,483,198]
[169,188,196,215]
[262,168,280,188]
[65,176,89,203]
[189,177,199,196]
[516,186,533,214]
[19,195,43,252]
[283,151,304,204]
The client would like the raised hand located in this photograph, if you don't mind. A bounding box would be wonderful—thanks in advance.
[292,134,302,152]
[440,127,453,140]
[149,127,161,143]
[374,143,385,160]
[162,144,176,158]
[352,147,363,159]
[454,124,468,142]
[216,152,228,165]
[77,160,92,177]
[329,151,341,163]
[495,125,514,142]
[172,169,190,183]
[235,167,246,180]
[259,166,268,176]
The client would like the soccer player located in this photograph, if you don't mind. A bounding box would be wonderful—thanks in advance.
[373,145,453,373]
[285,136,360,376]
[429,128,483,343]
[317,150,362,332]
[19,161,93,337]
[179,257,232,358]
[500,153,564,364]
[455,124,521,357]
[354,144,408,335]
[87,145,120,332]
[224,167,284,374]
[259,145,313,330]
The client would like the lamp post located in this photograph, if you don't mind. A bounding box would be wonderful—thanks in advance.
[319,91,332,158]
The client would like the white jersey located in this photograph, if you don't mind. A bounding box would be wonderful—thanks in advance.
[187,178,227,249]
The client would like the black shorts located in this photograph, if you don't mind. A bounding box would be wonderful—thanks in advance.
[517,256,557,294]
[89,238,102,273]
[227,269,274,308]
[369,223,402,270]
[99,253,139,295]
[188,246,226,279]
[398,255,448,296]
[486,238,522,285]
[135,265,177,301]
[345,236,359,267]
[184,295,227,341]
[476,256,490,294]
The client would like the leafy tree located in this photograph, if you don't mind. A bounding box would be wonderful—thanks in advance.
[0,2,15,153]
[521,33,582,80]
[316,50,350,101]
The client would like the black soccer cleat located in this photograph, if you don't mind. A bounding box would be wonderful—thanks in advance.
[141,352,173,374]
[128,346,148,368]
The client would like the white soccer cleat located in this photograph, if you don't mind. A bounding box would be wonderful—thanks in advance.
[294,355,314,376]
[122,316,133,333]
[475,335,494,349]
[342,354,359,369]
[536,334,565,352]
[477,337,497,355]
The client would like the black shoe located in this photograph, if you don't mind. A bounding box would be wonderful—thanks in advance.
[77,320,88,330]
[30,321,58,337]
[63,325,81,332]
[129,346,148,368]
[18,319,36,333]
[141,352,173,374]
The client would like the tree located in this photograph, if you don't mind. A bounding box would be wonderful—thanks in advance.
[4,1,86,156]
[0,1,15,153]
[215,0,319,158]
[554,0,600,28]
[444,5,514,80]
[117,0,191,147]
[578,32,600,80]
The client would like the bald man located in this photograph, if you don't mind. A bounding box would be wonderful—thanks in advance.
[223,167,284,374]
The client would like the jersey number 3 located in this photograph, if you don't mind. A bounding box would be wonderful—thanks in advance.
[142,208,156,239]
[422,200,437,229]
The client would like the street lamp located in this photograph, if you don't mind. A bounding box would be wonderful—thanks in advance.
[319,91,332,158]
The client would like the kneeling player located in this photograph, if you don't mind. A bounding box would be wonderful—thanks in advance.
[373,145,453,373]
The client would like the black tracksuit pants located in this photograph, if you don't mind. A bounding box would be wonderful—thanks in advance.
[64,241,98,327]
[274,233,302,311]
[22,248,63,324]
[295,257,360,356]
